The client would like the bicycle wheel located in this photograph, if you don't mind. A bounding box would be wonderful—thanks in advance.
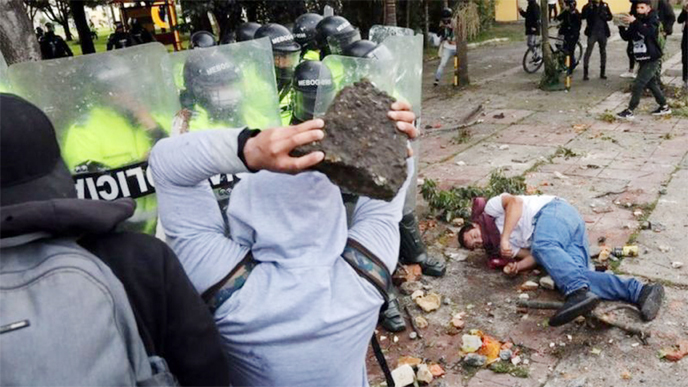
[522,46,543,74]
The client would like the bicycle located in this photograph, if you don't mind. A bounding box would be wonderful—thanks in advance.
[522,35,582,74]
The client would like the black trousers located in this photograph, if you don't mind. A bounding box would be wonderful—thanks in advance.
[682,36,688,82]
[584,33,607,70]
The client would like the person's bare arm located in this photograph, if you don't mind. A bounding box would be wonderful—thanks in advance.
[503,248,537,276]
[499,193,524,258]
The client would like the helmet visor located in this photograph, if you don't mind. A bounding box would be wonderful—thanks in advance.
[293,87,334,122]
[327,29,362,55]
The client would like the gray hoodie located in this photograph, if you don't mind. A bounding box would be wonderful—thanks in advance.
[150,128,411,386]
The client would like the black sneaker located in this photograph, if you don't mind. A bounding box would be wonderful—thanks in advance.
[637,283,664,321]
[651,105,672,116]
[433,80,439,87]
[617,109,634,120]
[549,288,600,327]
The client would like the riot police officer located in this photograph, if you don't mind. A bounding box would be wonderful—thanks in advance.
[293,13,323,61]
[61,56,168,234]
[107,22,135,50]
[254,23,301,126]
[235,22,262,42]
[290,60,334,125]
[315,15,361,58]
[189,31,217,49]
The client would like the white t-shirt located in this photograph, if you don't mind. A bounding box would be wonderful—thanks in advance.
[548,0,557,5]
[485,194,555,256]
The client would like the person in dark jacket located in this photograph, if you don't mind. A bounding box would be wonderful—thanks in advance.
[616,0,671,120]
[40,22,73,60]
[679,2,688,88]
[129,18,155,45]
[630,0,675,84]
[581,0,612,80]
[557,0,582,71]
[519,0,541,50]
[107,22,135,50]
[0,93,231,387]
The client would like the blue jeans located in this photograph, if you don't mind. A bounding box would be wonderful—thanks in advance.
[435,44,457,81]
[531,199,643,303]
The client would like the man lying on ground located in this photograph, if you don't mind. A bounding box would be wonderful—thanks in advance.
[149,102,417,386]
[458,193,664,326]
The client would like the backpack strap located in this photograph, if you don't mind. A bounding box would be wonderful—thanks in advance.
[342,238,393,306]
[201,252,256,314]
[341,238,395,387]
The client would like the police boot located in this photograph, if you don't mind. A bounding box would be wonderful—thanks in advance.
[600,65,607,80]
[399,213,447,277]
[583,66,589,81]
[379,292,406,332]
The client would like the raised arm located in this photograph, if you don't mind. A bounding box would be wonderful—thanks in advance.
[149,123,326,293]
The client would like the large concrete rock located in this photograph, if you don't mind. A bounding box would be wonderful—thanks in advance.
[293,80,408,201]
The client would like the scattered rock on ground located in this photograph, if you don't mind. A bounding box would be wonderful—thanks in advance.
[415,293,442,312]
[520,281,539,291]
[416,364,434,384]
[451,218,465,227]
[518,293,530,300]
[463,353,487,367]
[499,349,513,361]
[414,316,429,329]
[511,355,522,365]
[659,245,671,253]
[411,290,425,300]
[391,364,416,387]
[400,281,423,295]
[394,264,423,284]
[540,276,555,290]
[429,364,445,377]
[397,356,422,367]
[671,262,684,269]
[461,334,483,353]
[451,314,465,329]
[409,332,418,340]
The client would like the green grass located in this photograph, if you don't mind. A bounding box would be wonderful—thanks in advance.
[470,22,523,44]
[489,361,529,378]
[66,28,191,55]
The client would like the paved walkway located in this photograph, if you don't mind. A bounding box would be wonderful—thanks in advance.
[367,29,688,387]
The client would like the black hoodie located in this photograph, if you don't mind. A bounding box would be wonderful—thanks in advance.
[0,198,231,387]
[626,10,662,62]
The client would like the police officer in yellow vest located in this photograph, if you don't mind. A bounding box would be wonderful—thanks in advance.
[254,23,302,126]
[290,60,335,125]
[61,56,169,235]
[293,13,323,62]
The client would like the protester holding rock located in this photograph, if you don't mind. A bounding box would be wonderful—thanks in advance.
[150,100,418,386]
[458,193,664,327]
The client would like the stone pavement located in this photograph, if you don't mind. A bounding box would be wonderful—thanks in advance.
[367,26,688,387]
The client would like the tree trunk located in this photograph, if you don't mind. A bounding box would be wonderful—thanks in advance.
[423,0,429,40]
[384,0,397,26]
[455,10,469,86]
[538,0,561,89]
[0,0,42,65]
[405,0,411,28]
[70,0,94,54]
[58,1,73,41]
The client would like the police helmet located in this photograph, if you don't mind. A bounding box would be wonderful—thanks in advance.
[441,7,453,19]
[315,16,357,52]
[341,39,394,62]
[292,61,334,124]
[190,31,217,49]
[293,13,323,49]
[183,51,243,117]
[236,22,261,42]
[254,23,301,53]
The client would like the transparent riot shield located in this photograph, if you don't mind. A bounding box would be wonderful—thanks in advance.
[166,37,280,132]
[379,33,423,215]
[314,55,395,117]
[369,25,414,45]
[9,43,180,234]
[0,50,9,92]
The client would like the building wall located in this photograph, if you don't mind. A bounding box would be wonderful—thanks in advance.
[496,0,634,22]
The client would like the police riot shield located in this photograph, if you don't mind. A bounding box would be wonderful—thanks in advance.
[379,33,423,214]
[314,55,395,117]
[369,25,414,45]
[166,36,280,132]
[0,50,9,92]
[9,43,180,234]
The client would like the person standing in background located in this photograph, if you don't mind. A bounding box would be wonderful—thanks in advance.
[678,2,688,89]
[581,0,613,80]
[434,7,456,86]
[549,0,559,22]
